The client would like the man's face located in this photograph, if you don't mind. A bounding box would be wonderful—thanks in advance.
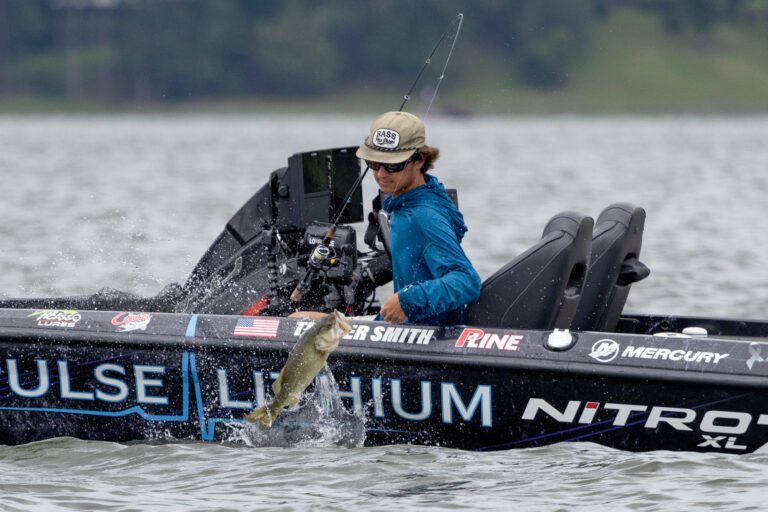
[370,156,424,197]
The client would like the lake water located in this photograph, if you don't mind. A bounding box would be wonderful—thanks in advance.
[1,114,768,510]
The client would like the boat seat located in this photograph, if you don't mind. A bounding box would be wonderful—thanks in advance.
[570,203,650,332]
[466,211,593,330]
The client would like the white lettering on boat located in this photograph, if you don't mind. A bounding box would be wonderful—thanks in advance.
[293,321,434,345]
[2,358,168,405]
[621,346,729,364]
[522,397,768,451]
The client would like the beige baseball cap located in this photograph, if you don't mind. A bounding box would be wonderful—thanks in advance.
[356,111,426,164]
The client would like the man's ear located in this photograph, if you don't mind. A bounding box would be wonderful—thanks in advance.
[413,155,425,173]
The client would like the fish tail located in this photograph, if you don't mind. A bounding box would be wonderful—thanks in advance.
[244,406,274,429]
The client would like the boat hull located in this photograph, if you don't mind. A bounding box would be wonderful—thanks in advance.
[1,308,768,453]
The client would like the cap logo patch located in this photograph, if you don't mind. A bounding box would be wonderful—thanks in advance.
[373,129,400,149]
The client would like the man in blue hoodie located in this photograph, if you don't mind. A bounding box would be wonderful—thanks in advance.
[355,111,481,326]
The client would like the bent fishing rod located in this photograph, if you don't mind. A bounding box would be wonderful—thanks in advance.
[290,12,464,302]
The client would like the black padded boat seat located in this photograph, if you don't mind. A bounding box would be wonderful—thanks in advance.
[466,211,593,330]
[570,203,650,332]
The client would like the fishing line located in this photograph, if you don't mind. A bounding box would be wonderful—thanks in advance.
[401,12,463,119]
[332,12,464,227]
[389,13,463,216]
[291,13,464,302]
[423,13,463,119]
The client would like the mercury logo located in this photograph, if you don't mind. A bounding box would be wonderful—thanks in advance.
[589,339,620,363]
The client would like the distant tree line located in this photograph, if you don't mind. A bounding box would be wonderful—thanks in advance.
[0,0,765,103]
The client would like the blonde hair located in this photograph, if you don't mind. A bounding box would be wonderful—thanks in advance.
[417,145,440,173]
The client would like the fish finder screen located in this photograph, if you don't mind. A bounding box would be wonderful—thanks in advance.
[302,156,330,194]
[276,147,363,233]
[300,148,363,225]
[330,156,363,223]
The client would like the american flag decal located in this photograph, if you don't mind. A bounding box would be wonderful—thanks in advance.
[233,317,281,338]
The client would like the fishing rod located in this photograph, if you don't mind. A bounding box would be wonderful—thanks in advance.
[290,13,464,303]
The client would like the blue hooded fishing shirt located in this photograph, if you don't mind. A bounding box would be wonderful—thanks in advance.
[382,173,481,326]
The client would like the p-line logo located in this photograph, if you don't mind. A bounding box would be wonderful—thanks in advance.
[589,339,620,362]
[455,328,522,351]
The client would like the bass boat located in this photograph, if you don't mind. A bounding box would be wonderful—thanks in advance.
[2,146,767,453]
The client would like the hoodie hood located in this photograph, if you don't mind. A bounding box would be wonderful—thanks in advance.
[383,173,468,242]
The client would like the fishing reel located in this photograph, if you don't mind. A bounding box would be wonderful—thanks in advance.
[299,222,357,279]
[286,221,392,315]
[288,222,357,304]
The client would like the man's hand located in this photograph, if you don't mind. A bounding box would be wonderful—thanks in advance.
[380,293,407,324]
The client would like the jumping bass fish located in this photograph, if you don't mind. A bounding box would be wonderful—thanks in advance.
[244,310,352,428]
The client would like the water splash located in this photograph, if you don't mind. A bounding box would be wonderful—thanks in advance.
[228,367,366,448]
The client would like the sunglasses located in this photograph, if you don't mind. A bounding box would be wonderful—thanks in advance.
[366,153,421,173]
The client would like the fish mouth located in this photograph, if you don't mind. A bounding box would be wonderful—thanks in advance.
[332,310,353,336]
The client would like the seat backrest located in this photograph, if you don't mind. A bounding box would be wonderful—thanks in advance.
[466,211,593,330]
[570,203,650,332]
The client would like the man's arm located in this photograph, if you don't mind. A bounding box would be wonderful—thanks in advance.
[397,215,481,323]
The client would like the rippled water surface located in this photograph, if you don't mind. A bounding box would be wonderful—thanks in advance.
[1,115,768,510]
[3,438,768,511]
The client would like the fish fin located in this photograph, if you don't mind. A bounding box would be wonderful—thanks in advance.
[244,406,274,429]
[272,368,285,395]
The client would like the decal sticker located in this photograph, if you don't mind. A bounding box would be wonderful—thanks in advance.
[589,340,729,365]
[747,342,765,370]
[373,128,400,148]
[293,321,434,345]
[0,354,494,442]
[620,346,729,364]
[233,317,280,338]
[698,435,747,451]
[27,310,82,328]
[306,236,337,247]
[589,339,620,363]
[522,397,765,451]
[111,312,152,332]
[455,328,522,351]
